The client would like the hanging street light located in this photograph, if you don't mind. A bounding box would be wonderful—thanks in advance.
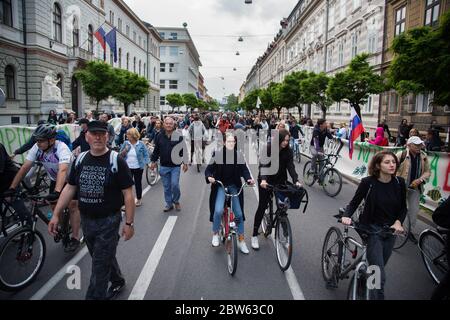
[236,51,240,56]
[238,36,243,42]
[245,0,252,4]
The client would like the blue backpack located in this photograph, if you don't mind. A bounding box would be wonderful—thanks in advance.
[56,129,72,151]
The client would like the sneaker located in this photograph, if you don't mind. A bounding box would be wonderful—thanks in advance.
[107,280,125,300]
[135,199,142,207]
[238,240,250,254]
[251,236,259,250]
[174,202,181,211]
[163,205,174,212]
[212,234,220,247]
[64,238,80,253]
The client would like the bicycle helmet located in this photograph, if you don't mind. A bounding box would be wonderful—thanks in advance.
[32,124,57,139]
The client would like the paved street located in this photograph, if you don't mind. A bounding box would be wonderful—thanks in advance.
[0,146,437,301]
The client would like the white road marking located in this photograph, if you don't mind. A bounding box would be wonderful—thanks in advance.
[30,246,89,300]
[128,216,178,300]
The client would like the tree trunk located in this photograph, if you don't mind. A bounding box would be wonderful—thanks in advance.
[297,105,302,119]
[96,100,100,112]
[321,105,327,120]
[124,103,129,116]
[277,107,282,119]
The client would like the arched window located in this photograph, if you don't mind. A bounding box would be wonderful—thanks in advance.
[88,25,94,53]
[126,53,129,70]
[53,3,62,42]
[5,65,15,99]
[118,48,122,68]
[72,17,79,47]
[1,0,13,27]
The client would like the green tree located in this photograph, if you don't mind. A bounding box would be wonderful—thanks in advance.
[112,68,149,116]
[300,72,333,119]
[279,70,309,117]
[207,99,220,111]
[166,93,184,112]
[225,94,240,112]
[389,11,450,107]
[273,82,293,119]
[182,93,198,112]
[259,82,278,115]
[75,61,116,111]
[327,54,385,121]
[240,89,260,112]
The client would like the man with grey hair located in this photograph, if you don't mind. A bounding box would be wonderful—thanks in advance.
[99,113,116,148]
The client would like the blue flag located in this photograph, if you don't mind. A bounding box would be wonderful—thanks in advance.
[105,27,117,62]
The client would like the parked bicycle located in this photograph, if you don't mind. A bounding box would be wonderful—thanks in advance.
[321,210,400,300]
[214,180,252,276]
[260,183,309,271]
[0,192,83,291]
[418,226,448,284]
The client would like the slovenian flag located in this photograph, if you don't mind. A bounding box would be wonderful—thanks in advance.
[349,107,365,159]
[94,26,106,60]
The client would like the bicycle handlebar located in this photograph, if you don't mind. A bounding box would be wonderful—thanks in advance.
[214,180,253,197]
[337,218,401,236]
[266,183,309,213]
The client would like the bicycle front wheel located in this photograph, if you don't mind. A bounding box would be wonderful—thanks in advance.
[275,216,292,271]
[226,233,238,276]
[146,164,159,185]
[0,228,46,291]
[321,226,343,284]
[419,230,447,284]
[322,168,342,197]
[303,161,316,186]
[393,213,410,250]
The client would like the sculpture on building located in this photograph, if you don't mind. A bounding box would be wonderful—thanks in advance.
[41,71,63,102]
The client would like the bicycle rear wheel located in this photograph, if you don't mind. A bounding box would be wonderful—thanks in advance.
[303,161,316,186]
[275,216,292,271]
[322,168,342,197]
[347,272,369,300]
[321,226,343,284]
[226,233,238,276]
[146,164,159,185]
[0,228,46,291]
[261,208,271,237]
[419,230,447,284]
[393,213,410,249]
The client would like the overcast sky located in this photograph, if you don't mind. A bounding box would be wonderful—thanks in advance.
[124,0,298,101]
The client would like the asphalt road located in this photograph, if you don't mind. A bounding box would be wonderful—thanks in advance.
[0,144,437,300]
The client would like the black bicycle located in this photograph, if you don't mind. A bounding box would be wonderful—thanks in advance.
[0,192,82,291]
[260,183,309,271]
[303,153,343,197]
[418,227,448,284]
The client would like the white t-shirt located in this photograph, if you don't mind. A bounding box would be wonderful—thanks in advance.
[126,143,140,169]
[26,141,72,181]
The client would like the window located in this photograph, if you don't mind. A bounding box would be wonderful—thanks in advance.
[153,67,156,82]
[133,31,136,42]
[389,92,399,113]
[53,3,62,42]
[118,18,122,32]
[170,32,178,40]
[126,53,129,70]
[160,46,166,56]
[170,46,178,56]
[338,41,344,66]
[133,57,136,73]
[368,33,377,53]
[364,95,372,113]
[169,63,177,72]
[336,102,341,113]
[143,40,146,49]
[416,93,433,112]
[160,80,165,89]
[72,17,79,48]
[328,4,335,30]
[425,0,440,27]
[326,47,333,71]
[160,63,165,72]
[126,25,130,37]
[88,25,94,53]
[110,50,114,66]
[139,60,141,75]
[109,11,114,25]
[118,48,122,68]
[5,65,15,99]
[395,6,406,36]
[143,63,146,78]
[339,0,346,21]
[160,96,166,105]
[139,36,141,47]
[351,33,358,57]
[353,0,361,11]
[159,32,165,39]
[169,80,178,89]
[1,0,13,27]
[99,0,104,9]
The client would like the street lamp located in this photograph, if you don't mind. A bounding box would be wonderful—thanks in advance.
[236,51,240,56]
[182,22,188,28]
[238,36,243,42]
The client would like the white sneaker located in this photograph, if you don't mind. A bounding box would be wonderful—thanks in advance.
[212,234,220,247]
[239,240,250,254]
[251,236,259,250]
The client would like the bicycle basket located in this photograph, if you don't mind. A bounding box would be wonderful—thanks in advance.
[276,185,308,211]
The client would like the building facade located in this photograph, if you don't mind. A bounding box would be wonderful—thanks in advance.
[156,27,202,112]
[0,0,162,125]
[380,0,450,134]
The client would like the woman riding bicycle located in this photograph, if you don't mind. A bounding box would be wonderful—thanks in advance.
[341,151,407,300]
[205,132,254,254]
[252,129,302,250]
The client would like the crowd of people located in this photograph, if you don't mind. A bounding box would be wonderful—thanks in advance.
[0,107,448,301]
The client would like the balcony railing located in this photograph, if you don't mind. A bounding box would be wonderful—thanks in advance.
[67,47,94,61]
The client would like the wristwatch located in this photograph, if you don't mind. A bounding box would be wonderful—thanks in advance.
[125,221,134,227]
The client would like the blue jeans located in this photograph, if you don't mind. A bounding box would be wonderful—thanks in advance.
[159,166,181,207]
[213,185,244,236]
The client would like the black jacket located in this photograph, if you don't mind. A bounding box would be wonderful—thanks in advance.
[0,143,18,193]
[205,149,252,222]
[432,197,450,228]
[259,142,299,185]
[150,129,187,167]
[72,130,90,152]
[344,176,407,226]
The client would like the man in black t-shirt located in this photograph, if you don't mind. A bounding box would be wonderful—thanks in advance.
[49,121,135,300]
